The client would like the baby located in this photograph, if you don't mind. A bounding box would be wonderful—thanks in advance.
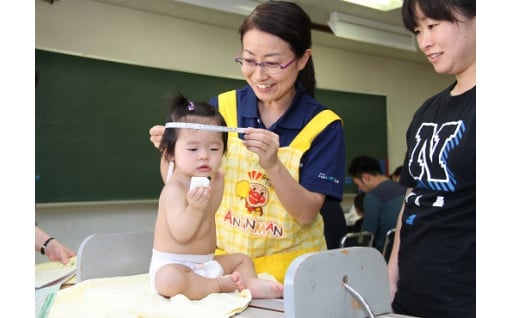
[149,93,283,300]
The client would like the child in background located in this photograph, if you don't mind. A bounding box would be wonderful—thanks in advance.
[149,93,283,300]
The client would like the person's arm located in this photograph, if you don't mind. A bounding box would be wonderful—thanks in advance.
[35,225,75,264]
[387,188,411,303]
[208,169,225,213]
[242,127,325,225]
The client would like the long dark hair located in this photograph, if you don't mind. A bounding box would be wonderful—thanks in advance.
[402,0,476,32]
[160,92,228,161]
[239,0,316,97]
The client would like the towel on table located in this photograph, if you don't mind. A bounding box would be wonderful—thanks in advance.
[49,273,252,318]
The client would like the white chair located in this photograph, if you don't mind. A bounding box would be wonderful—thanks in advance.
[283,247,418,318]
[340,231,374,248]
[76,231,154,282]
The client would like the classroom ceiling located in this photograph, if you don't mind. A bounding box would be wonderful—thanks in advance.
[92,0,426,64]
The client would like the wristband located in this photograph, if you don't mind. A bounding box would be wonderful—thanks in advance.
[40,237,55,255]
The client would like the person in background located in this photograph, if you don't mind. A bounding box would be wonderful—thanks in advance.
[388,0,476,317]
[348,155,405,252]
[348,192,365,233]
[35,225,75,264]
[149,1,345,282]
[150,93,282,300]
[390,165,402,182]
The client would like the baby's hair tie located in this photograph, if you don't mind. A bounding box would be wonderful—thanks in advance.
[187,101,195,111]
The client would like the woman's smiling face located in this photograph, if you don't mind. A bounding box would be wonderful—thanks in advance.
[240,29,309,106]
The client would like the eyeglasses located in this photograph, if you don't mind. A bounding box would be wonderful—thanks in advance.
[234,56,296,74]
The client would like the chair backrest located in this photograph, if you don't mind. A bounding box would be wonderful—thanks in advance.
[382,228,396,263]
[340,231,374,248]
[284,247,391,318]
[76,231,154,282]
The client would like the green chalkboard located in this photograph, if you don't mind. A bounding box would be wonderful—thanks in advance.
[35,49,386,203]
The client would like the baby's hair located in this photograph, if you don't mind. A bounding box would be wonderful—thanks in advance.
[160,92,228,161]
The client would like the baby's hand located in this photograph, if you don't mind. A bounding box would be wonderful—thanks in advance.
[187,177,211,208]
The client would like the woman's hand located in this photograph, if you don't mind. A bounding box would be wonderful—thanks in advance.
[243,127,280,170]
[149,125,165,149]
[45,239,76,265]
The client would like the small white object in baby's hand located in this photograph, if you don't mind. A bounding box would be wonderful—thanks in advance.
[190,176,210,189]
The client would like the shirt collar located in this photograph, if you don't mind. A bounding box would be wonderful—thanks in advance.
[238,85,308,130]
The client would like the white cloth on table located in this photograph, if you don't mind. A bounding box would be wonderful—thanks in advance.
[49,273,252,318]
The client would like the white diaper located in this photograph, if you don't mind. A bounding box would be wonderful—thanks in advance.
[149,249,224,293]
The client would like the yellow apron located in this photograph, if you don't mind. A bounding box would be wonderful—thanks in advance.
[215,90,341,282]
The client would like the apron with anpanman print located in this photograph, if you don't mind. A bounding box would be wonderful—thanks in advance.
[215,90,341,282]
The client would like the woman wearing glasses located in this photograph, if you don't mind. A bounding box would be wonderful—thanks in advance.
[150,0,346,283]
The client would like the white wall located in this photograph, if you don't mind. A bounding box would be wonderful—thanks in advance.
[35,201,157,264]
[34,0,453,262]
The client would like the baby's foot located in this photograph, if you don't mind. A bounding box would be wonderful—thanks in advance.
[217,271,247,293]
[246,278,284,299]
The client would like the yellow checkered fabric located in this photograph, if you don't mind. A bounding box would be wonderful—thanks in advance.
[216,90,341,282]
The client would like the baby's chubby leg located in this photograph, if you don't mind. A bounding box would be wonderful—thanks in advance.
[217,271,247,293]
[154,264,244,300]
[215,253,284,299]
[245,277,283,299]
[191,260,246,292]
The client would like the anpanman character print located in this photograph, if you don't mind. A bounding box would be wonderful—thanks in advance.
[235,170,270,216]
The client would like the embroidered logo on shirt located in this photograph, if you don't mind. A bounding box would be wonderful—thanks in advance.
[317,172,340,184]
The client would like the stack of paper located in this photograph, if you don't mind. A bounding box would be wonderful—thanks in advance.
[35,257,77,289]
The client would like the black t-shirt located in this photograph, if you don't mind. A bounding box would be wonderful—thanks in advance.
[393,83,476,318]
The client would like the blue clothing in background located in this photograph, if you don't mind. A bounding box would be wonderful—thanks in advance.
[361,180,405,252]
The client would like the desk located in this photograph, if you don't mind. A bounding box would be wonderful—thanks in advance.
[238,299,284,318]
[53,240,420,318]
[239,299,415,318]
[47,283,414,318]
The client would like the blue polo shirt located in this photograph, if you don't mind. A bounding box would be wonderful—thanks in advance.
[209,85,345,201]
